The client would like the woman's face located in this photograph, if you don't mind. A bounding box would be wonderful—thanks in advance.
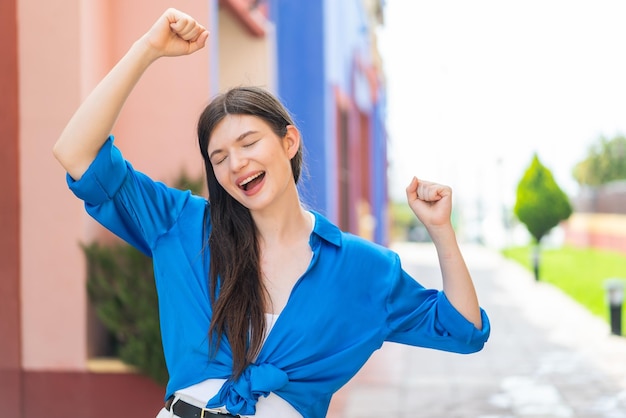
[207,114,300,211]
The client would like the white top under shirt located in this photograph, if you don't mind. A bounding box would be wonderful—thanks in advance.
[176,314,302,418]
[176,213,315,418]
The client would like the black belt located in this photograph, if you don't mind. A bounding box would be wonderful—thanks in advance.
[166,398,240,418]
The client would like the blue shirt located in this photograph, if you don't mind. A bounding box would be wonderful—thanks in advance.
[67,137,490,418]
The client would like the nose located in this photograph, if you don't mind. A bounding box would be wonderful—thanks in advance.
[229,150,248,172]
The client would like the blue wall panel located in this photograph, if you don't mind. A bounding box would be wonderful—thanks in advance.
[371,96,388,245]
[270,0,329,215]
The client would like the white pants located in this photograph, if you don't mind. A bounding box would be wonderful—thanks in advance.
[155,406,171,418]
[154,390,301,418]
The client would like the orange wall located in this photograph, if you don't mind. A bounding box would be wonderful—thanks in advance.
[19,0,212,371]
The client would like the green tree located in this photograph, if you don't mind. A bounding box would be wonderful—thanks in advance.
[514,154,572,280]
[573,135,626,186]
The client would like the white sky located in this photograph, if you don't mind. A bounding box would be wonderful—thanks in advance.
[378,0,626,220]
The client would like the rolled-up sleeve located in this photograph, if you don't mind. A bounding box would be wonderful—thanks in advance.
[384,259,490,354]
[66,137,128,206]
[66,136,191,256]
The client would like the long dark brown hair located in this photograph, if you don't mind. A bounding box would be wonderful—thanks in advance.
[197,86,303,379]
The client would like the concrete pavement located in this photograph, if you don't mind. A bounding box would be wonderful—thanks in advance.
[327,242,626,418]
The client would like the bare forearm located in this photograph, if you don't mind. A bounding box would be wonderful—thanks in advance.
[53,39,158,180]
[429,225,483,329]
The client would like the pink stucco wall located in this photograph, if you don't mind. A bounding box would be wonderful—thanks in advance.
[111,3,211,180]
[19,0,212,371]
[19,0,87,371]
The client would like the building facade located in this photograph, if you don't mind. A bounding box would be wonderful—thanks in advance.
[270,0,388,244]
[564,183,626,254]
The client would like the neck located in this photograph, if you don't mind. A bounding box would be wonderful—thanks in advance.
[252,199,311,246]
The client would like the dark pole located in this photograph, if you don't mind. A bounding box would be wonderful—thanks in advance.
[610,304,622,336]
[604,279,624,336]
[532,244,540,281]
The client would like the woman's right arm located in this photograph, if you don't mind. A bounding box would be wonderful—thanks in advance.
[53,8,209,180]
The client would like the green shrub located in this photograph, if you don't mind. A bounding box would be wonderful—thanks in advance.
[84,242,167,385]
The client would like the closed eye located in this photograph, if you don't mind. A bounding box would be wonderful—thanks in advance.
[243,138,261,147]
[212,155,227,165]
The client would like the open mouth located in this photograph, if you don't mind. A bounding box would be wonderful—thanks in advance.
[238,171,265,191]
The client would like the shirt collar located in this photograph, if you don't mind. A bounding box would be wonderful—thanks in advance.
[310,210,342,247]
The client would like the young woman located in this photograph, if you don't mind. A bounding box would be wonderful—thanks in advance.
[53,8,490,418]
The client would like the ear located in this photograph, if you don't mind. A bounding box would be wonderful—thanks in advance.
[282,125,301,159]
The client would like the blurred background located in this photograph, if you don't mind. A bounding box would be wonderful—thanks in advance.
[381,0,626,248]
[2,0,626,416]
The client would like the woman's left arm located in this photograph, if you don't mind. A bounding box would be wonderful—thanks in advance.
[405,177,483,329]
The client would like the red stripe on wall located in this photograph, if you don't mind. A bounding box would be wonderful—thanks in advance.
[565,228,626,254]
[23,371,165,418]
[0,0,22,416]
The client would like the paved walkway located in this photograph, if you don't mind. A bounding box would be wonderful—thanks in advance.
[327,242,626,418]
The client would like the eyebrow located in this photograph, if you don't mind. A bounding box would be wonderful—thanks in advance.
[209,130,259,160]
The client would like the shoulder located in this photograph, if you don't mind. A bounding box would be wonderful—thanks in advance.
[341,231,399,265]
[312,211,399,270]
[312,210,397,259]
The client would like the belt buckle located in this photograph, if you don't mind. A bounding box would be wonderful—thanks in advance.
[200,407,229,417]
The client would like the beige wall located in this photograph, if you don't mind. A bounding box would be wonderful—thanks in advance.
[218,7,275,92]
[19,0,211,371]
